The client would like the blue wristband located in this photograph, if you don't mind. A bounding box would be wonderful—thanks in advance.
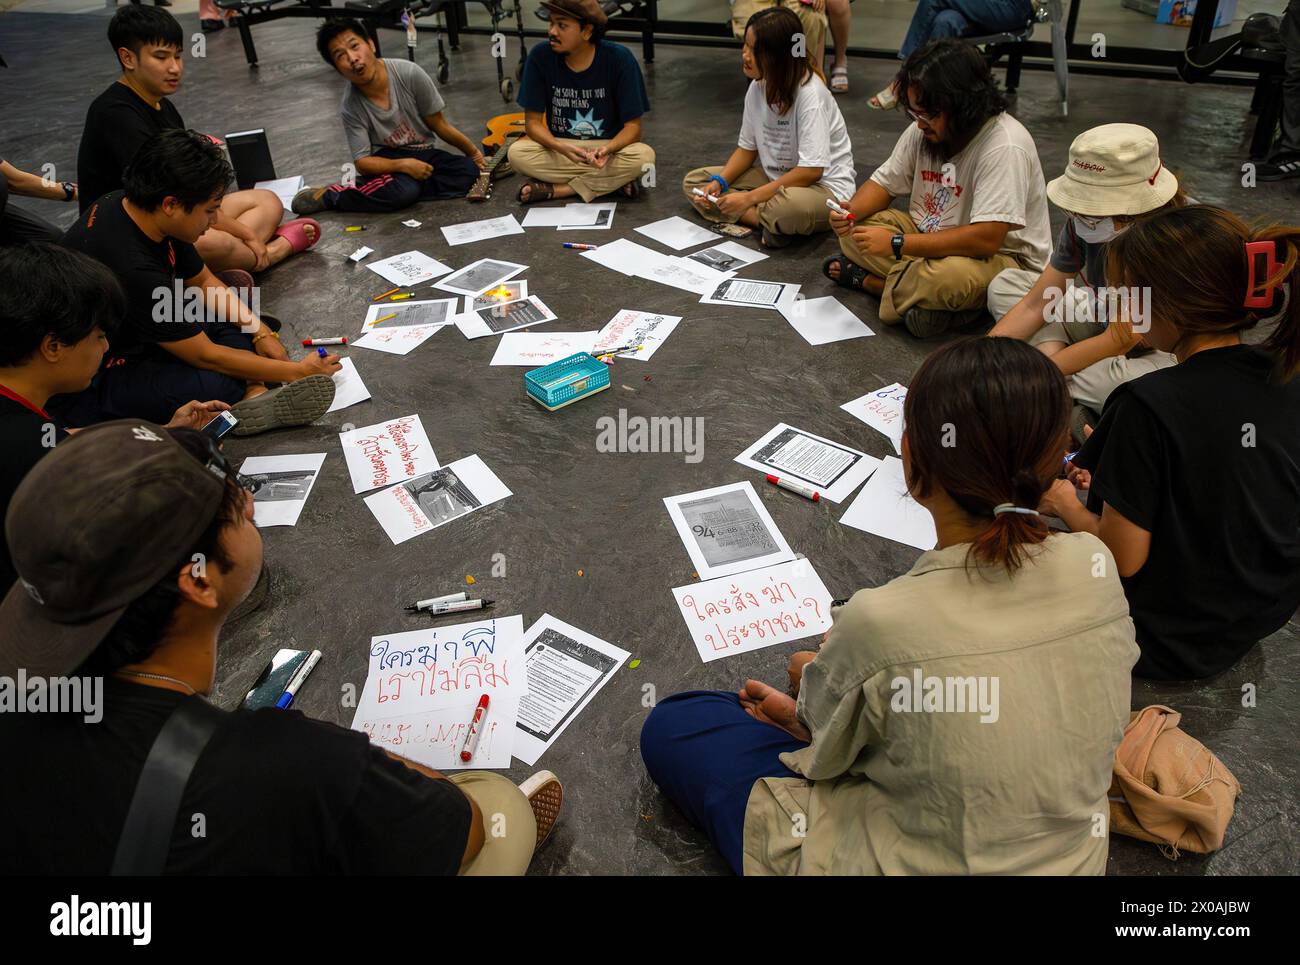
[708,174,728,193]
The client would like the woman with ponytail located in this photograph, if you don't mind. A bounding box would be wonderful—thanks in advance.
[640,337,1138,876]
[1042,204,1300,681]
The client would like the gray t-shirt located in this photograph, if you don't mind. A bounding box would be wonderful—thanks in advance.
[340,58,447,160]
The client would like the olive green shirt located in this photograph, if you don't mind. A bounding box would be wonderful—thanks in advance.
[743,532,1139,875]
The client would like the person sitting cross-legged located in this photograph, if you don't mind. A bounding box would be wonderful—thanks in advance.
[292,18,486,216]
[824,39,1051,338]
[55,129,340,433]
[509,0,654,204]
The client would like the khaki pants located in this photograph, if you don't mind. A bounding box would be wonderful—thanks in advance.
[730,0,827,65]
[682,165,834,238]
[985,267,1176,411]
[839,208,1019,324]
[506,137,655,203]
[449,771,536,876]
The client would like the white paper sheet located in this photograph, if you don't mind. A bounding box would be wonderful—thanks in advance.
[635,215,718,250]
[361,298,458,332]
[240,453,326,528]
[671,558,834,663]
[364,454,512,545]
[838,455,937,550]
[339,414,438,494]
[353,691,518,770]
[735,423,882,503]
[685,240,768,272]
[455,295,557,339]
[253,175,305,216]
[579,237,656,276]
[512,615,630,766]
[349,246,373,262]
[490,330,598,365]
[402,219,422,228]
[556,201,616,230]
[365,250,452,287]
[440,214,525,246]
[664,481,795,580]
[433,258,527,297]
[521,205,576,228]
[351,324,442,356]
[780,295,876,345]
[700,277,800,311]
[590,309,682,361]
[326,357,371,413]
[636,255,735,296]
[358,616,528,720]
[841,382,908,454]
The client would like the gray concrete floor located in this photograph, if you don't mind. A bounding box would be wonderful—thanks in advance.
[2,8,1296,875]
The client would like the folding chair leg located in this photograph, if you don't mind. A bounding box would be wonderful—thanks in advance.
[236,16,258,67]
[1005,48,1023,92]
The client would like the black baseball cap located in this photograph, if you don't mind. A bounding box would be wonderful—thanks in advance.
[0,421,228,677]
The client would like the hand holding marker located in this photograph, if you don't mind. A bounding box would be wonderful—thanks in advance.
[826,198,854,221]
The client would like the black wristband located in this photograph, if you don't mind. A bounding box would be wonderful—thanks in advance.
[891,233,905,260]
[61,181,75,202]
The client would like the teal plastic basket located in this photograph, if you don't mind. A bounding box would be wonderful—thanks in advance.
[525,352,611,411]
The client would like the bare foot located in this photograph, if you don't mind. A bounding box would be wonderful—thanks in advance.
[242,383,269,401]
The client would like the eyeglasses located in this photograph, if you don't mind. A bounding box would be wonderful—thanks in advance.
[904,106,936,124]
[201,435,256,493]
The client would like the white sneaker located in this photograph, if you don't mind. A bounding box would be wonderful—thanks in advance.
[518,770,564,848]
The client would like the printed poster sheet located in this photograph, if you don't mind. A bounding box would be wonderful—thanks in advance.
[735,423,881,503]
[663,481,795,580]
[364,454,512,545]
[512,614,629,766]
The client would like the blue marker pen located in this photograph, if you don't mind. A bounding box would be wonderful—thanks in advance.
[1063,450,1079,472]
[317,347,328,358]
[276,650,322,709]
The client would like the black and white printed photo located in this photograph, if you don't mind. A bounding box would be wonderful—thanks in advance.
[402,467,482,527]
[246,469,319,503]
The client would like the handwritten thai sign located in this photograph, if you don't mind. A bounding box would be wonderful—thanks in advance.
[339,414,437,494]
[357,616,526,717]
[671,558,834,663]
[841,382,907,454]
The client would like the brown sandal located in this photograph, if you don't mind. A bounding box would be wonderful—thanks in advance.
[517,179,555,204]
[621,179,641,200]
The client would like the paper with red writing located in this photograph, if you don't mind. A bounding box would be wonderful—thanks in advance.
[355,616,527,720]
[489,330,598,366]
[350,324,443,356]
[363,454,511,545]
[671,558,834,664]
[352,694,518,770]
[339,415,437,495]
[841,382,907,455]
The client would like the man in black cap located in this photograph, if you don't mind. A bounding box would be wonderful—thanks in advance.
[0,422,563,874]
[510,0,654,204]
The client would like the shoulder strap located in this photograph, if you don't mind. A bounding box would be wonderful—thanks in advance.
[111,695,227,876]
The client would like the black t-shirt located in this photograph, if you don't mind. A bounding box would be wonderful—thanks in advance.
[61,191,206,364]
[0,677,472,873]
[517,40,650,141]
[1077,344,1300,679]
[0,390,68,593]
[77,82,185,214]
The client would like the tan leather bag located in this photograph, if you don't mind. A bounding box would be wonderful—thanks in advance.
[1109,705,1242,858]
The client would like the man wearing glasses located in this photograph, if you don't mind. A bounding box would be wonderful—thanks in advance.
[822,39,1051,338]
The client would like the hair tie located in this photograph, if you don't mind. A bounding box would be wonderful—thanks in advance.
[993,503,1040,517]
[1245,239,1282,309]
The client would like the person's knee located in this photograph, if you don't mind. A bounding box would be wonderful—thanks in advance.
[389,176,422,209]
[249,187,284,219]
[932,9,969,38]
[507,137,543,172]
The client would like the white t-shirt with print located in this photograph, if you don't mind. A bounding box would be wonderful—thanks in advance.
[738,75,856,201]
[869,112,1051,270]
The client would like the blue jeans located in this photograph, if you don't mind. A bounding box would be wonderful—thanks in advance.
[639,690,806,875]
[900,0,1035,58]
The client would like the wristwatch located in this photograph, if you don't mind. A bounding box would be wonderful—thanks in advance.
[61,181,75,202]
[891,233,905,260]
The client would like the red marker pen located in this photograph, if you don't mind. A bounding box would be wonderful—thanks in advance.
[767,474,820,501]
[303,337,347,346]
[460,694,490,762]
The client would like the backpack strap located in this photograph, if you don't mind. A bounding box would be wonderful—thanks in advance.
[110,695,227,876]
